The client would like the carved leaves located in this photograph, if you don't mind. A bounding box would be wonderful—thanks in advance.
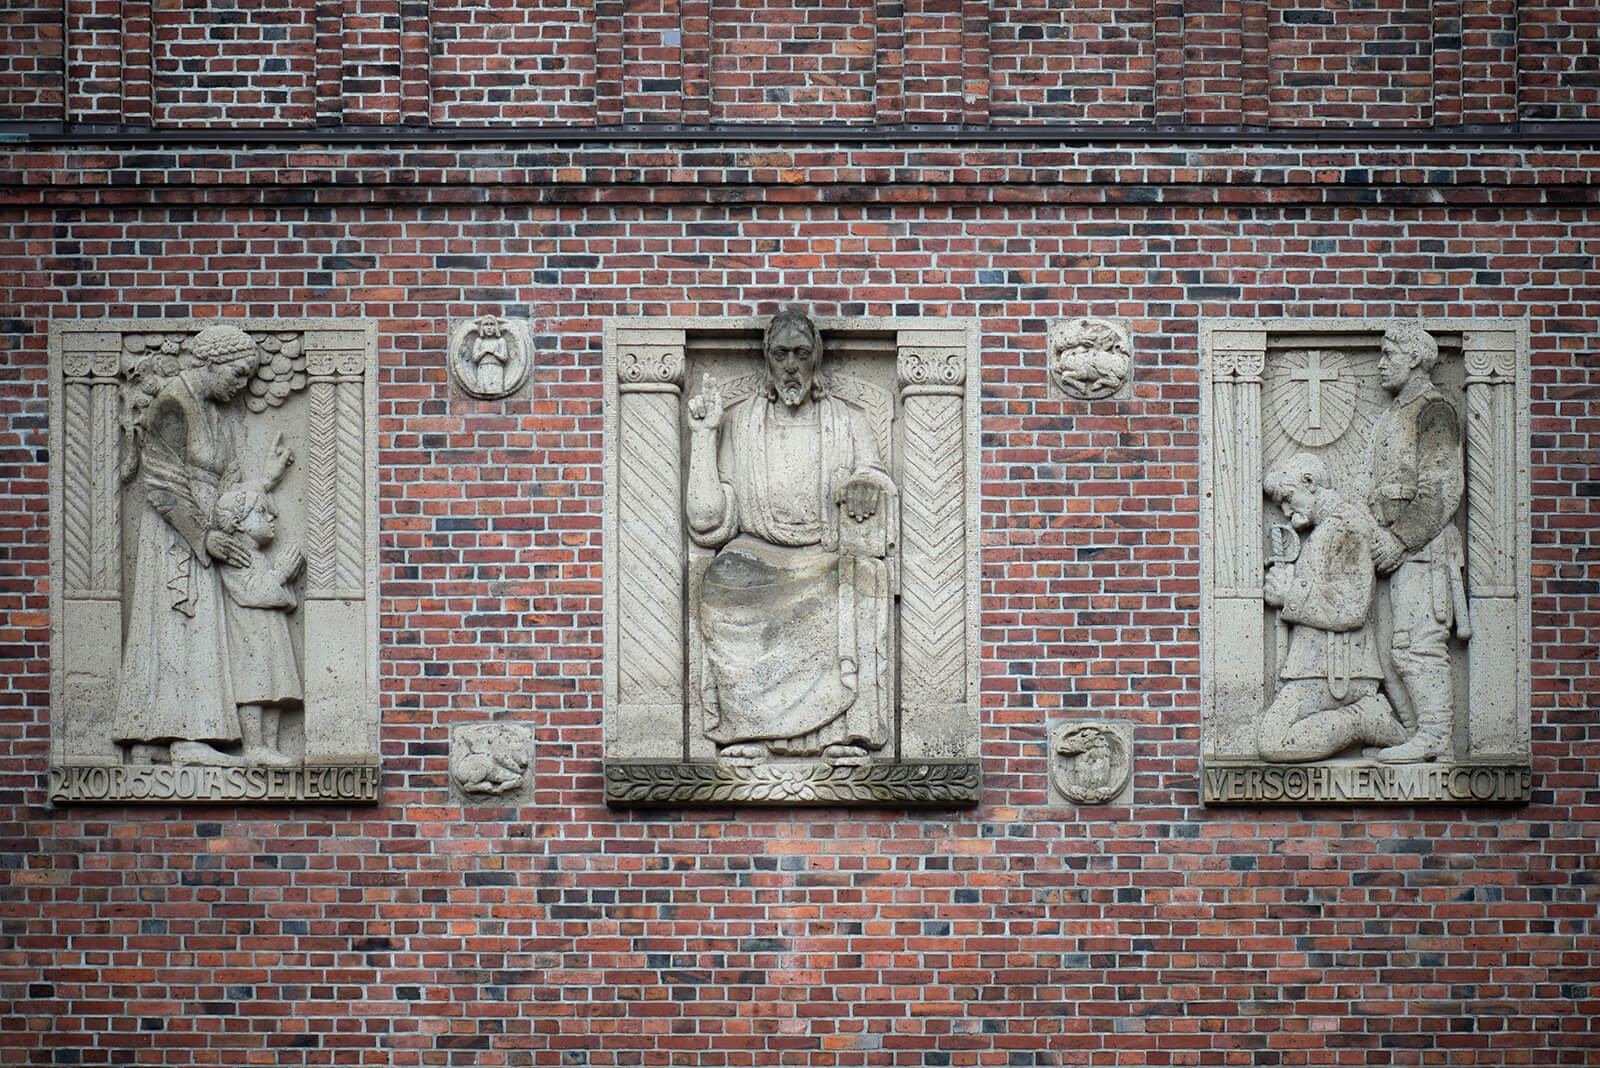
[605,760,982,806]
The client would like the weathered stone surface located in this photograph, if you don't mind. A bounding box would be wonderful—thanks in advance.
[1199,319,1530,804]
[447,314,533,400]
[1046,317,1133,400]
[603,313,981,806]
[1048,720,1134,805]
[48,320,381,801]
[605,759,981,807]
[450,722,534,800]
[1202,761,1531,805]
[49,763,381,803]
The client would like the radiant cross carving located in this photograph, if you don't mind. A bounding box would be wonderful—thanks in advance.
[1290,351,1340,429]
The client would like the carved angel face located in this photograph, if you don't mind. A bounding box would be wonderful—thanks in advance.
[765,320,820,408]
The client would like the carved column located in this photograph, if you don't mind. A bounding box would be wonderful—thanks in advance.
[1463,328,1522,757]
[1203,327,1267,758]
[613,328,687,760]
[56,331,125,761]
[896,334,968,758]
[303,331,371,761]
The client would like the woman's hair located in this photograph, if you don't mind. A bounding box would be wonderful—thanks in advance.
[191,324,260,367]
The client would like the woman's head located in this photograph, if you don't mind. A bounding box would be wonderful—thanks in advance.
[191,324,261,400]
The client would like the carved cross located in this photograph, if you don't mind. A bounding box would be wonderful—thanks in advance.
[1290,351,1340,429]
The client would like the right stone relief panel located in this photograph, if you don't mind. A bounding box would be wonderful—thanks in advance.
[1200,319,1530,804]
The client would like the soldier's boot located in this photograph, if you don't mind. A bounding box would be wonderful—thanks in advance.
[1375,678,1453,763]
[1351,693,1409,748]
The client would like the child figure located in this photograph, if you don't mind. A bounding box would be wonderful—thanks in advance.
[213,481,305,767]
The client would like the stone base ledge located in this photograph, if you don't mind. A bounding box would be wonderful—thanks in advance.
[1202,760,1531,805]
[605,759,982,807]
[49,763,381,804]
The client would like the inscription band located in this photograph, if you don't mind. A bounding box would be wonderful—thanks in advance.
[50,763,381,804]
[1203,762,1531,805]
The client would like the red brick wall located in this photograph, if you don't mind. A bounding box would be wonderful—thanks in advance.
[28,0,1597,130]
[0,0,63,123]
[151,0,319,127]
[2,144,1599,1065]
[429,0,597,126]
[1520,0,1600,121]
[710,0,877,124]
[989,0,1155,124]
[1267,0,1434,126]
[4,2,1600,1066]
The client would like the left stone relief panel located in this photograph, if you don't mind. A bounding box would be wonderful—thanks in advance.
[48,321,381,804]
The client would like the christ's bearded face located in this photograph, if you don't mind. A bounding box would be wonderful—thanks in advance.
[766,321,820,408]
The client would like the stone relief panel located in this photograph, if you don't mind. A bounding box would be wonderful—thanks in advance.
[1046,317,1133,400]
[450,722,535,801]
[48,320,380,804]
[1199,319,1530,805]
[447,314,533,400]
[603,312,982,806]
[1048,720,1134,806]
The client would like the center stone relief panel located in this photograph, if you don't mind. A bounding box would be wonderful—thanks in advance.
[603,312,982,806]
[1200,319,1530,805]
[48,320,380,804]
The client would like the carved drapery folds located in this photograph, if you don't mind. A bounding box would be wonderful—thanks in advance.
[48,320,381,804]
[603,316,981,806]
[1199,319,1530,805]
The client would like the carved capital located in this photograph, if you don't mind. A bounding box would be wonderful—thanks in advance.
[618,346,685,391]
[305,331,369,379]
[1463,331,1517,385]
[1209,329,1267,382]
[61,335,121,379]
[1212,348,1265,382]
[897,349,965,392]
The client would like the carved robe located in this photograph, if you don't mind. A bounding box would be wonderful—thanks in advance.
[114,372,241,746]
[219,547,302,708]
[693,392,892,755]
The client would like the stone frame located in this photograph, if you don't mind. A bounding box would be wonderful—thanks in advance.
[1199,318,1531,805]
[602,316,982,806]
[47,319,381,804]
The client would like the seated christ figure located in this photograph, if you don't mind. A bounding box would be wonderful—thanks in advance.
[685,309,896,766]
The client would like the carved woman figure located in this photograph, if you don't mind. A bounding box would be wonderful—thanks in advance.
[114,324,293,766]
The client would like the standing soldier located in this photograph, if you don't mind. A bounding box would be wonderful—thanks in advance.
[1366,324,1471,763]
